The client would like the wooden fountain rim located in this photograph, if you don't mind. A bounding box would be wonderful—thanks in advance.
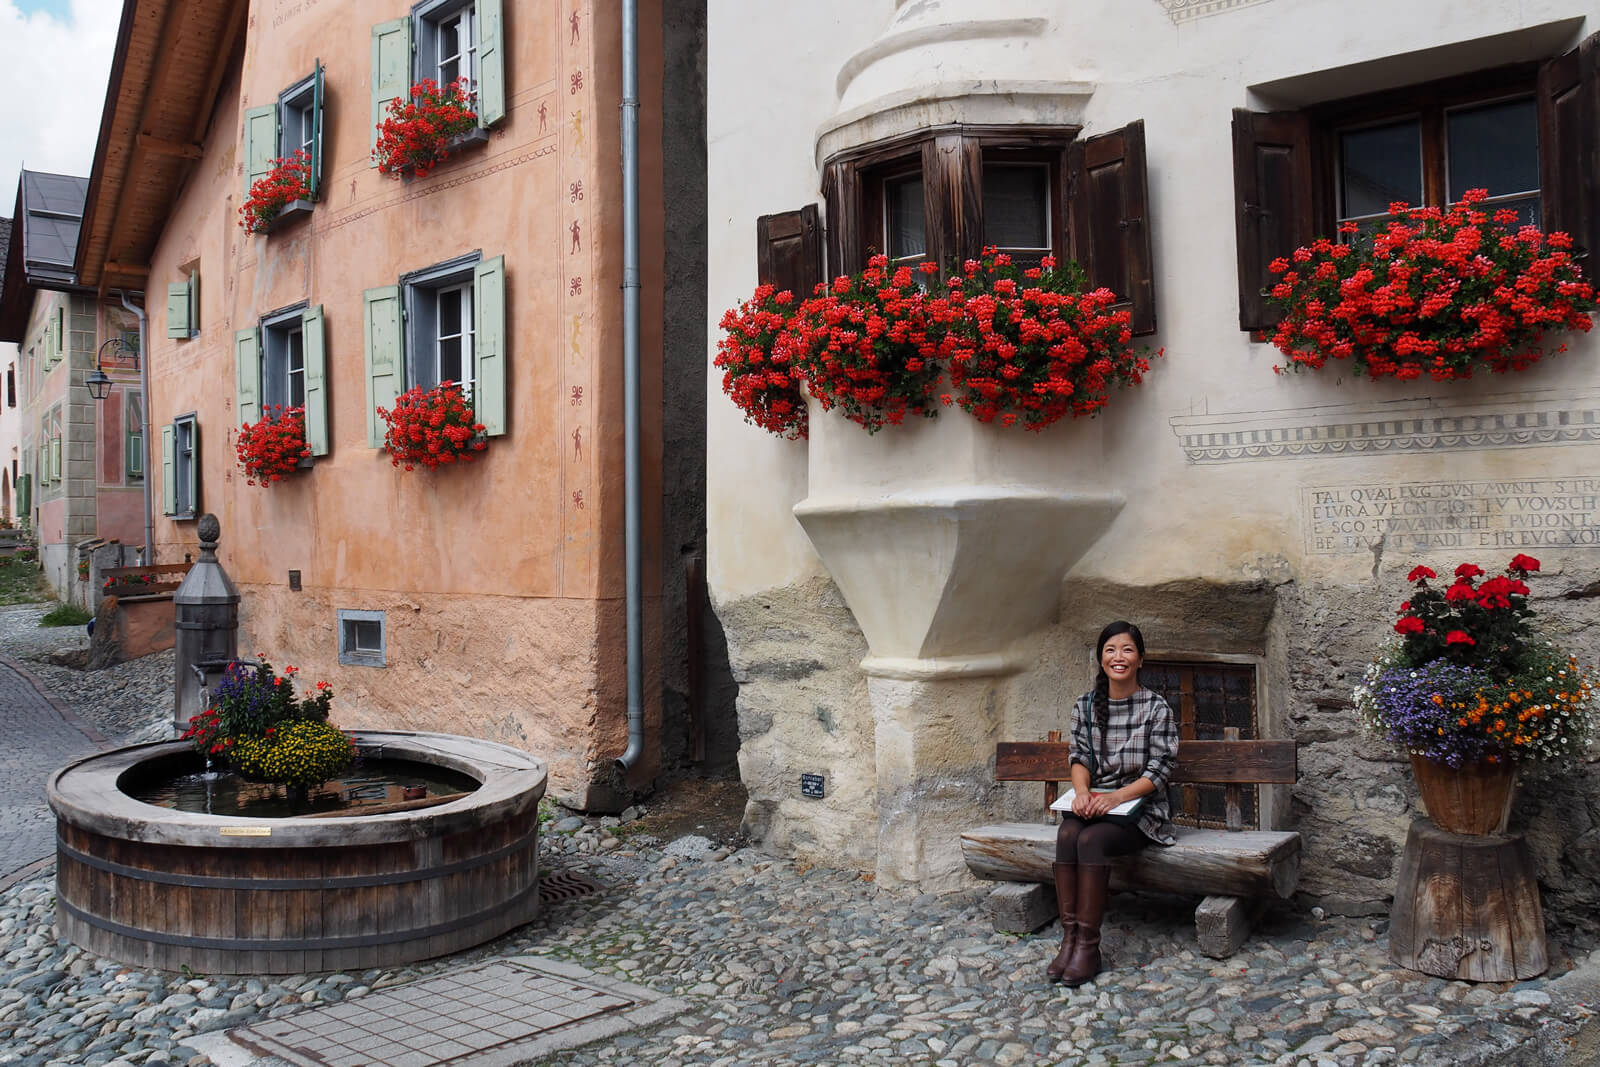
[47,730,547,848]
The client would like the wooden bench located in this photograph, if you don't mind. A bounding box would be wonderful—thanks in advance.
[960,729,1300,958]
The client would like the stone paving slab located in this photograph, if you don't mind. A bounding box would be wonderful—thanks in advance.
[190,958,686,1067]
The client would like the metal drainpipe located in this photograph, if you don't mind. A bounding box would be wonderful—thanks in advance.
[615,0,645,772]
[117,291,155,566]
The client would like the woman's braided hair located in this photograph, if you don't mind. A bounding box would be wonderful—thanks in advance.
[1091,620,1146,730]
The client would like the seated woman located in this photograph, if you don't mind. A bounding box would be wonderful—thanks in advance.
[1048,620,1177,986]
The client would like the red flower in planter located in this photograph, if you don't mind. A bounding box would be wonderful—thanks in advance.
[1269,188,1597,380]
[372,78,480,179]
[238,150,313,234]
[235,406,311,486]
[714,283,808,439]
[376,382,488,471]
[774,255,944,434]
[937,250,1158,430]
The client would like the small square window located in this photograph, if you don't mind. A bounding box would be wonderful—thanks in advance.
[883,173,926,268]
[338,609,387,667]
[125,391,144,483]
[982,161,1052,267]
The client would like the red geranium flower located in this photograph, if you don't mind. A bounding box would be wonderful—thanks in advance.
[1445,630,1476,646]
[1454,563,1484,579]
[1508,554,1541,574]
[1394,616,1426,635]
[1407,566,1437,582]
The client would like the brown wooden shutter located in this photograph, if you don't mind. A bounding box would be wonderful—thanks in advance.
[1067,119,1157,335]
[1538,32,1600,274]
[756,204,825,299]
[1231,109,1315,332]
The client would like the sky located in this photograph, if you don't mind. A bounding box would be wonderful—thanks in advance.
[0,0,121,210]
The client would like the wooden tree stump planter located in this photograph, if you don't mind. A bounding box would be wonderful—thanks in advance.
[1388,818,1547,981]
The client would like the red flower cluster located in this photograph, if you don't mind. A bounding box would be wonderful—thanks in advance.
[238,150,312,234]
[235,406,311,486]
[1270,189,1597,380]
[377,381,488,471]
[1393,556,1540,677]
[716,251,1158,437]
[939,253,1157,429]
[715,284,807,439]
[180,707,233,756]
[372,78,480,179]
[775,256,944,433]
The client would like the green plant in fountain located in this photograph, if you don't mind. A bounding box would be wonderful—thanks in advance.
[182,658,351,788]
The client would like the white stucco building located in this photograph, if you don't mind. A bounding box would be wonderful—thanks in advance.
[706,0,1600,930]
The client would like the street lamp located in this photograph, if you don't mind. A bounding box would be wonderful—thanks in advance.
[88,336,137,401]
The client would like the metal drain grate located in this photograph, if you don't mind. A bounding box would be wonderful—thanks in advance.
[540,869,606,904]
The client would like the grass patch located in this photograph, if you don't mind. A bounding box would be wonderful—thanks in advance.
[39,603,93,627]
[0,560,50,606]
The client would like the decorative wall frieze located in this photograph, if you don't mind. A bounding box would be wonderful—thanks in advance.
[1158,0,1276,24]
[1169,390,1600,465]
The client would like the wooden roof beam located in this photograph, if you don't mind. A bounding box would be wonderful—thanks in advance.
[105,261,151,277]
[136,134,203,159]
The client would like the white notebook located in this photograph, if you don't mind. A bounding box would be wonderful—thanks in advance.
[1048,788,1143,816]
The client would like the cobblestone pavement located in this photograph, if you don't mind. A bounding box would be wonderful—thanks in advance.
[0,653,107,884]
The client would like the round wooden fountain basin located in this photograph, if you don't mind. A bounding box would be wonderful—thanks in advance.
[47,731,547,974]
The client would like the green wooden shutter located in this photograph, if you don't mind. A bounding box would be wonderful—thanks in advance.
[54,307,65,364]
[310,60,325,200]
[235,327,261,428]
[371,18,412,164]
[167,281,191,338]
[302,305,329,457]
[476,0,505,127]
[242,104,277,201]
[50,434,61,483]
[16,473,28,522]
[363,286,403,447]
[188,270,200,334]
[473,256,506,436]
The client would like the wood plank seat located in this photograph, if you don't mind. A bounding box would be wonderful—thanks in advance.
[960,733,1301,957]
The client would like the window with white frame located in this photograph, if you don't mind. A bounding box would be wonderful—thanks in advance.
[363,252,507,448]
[262,307,308,410]
[416,0,478,92]
[404,254,479,398]
[163,413,199,519]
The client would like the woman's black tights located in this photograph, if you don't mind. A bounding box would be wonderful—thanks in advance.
[1055,814,1148,864]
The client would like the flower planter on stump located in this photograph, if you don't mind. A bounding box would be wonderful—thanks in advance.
[1408,754,1515,836]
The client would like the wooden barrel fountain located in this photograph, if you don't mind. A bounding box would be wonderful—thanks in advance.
[47,731,547,974]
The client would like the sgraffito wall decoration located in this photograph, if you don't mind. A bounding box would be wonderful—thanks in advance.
[1157,0,1276,23]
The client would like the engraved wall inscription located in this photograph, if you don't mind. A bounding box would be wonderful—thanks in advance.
[1303,476,1600,555]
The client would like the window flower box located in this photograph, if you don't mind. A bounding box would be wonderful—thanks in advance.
[239,151,314,235]
[265,199,315,233]
[1268,188,1599,380]
[376,381,488,471]
[372,78,482,180]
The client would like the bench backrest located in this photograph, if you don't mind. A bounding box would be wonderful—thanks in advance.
[995,733,1297,832]
[102,562,191,598]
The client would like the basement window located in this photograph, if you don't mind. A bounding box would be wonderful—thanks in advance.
[338,609,387,668]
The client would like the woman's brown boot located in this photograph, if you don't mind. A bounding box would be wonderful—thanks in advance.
[1061,863,1109,987]
[1046,861,1077,981]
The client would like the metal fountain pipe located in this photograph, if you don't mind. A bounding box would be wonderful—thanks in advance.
[615,0,645,772]
[117,290,155,565]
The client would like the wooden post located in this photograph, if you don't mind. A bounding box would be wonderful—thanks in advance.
[1044,730,1061,812]
[1223,727,1243,831]
[1389,819,1547,981]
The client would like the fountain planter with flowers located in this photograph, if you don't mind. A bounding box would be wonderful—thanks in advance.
[1356,555,1598,980]
[716,252,1152,886]
[372,78,484,179]
[1268,188,1598,381]
[376,381,488,471]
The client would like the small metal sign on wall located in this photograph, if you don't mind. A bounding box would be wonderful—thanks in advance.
[800,773,825,799]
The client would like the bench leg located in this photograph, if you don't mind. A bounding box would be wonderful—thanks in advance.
[986,882,1057,934]
[1194,895,1255,958]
